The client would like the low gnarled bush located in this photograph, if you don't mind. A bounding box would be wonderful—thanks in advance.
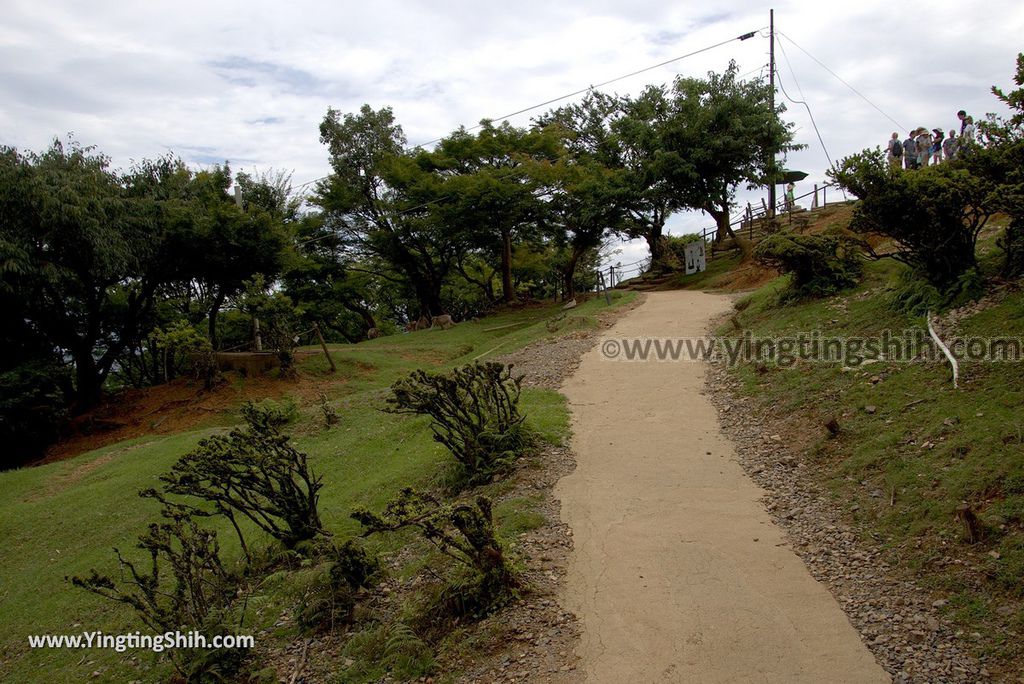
[353,488,517,614]
[387,363,529,486]
[754,232,863,299]
[143,401,324,553]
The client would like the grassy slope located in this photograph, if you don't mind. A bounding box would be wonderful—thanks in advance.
[722,229,1024,672]
[0,292,634,683]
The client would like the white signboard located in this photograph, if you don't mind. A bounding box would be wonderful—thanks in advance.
[685,241,706,275]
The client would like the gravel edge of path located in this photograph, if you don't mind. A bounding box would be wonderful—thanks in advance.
[703,321,992,684]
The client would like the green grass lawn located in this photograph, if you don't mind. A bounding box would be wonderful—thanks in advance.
[725,253,1024,670]
[0,292,632,683]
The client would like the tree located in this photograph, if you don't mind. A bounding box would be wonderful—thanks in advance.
[283,213,382,342]
[658,63,798,251]
[530,154,629,299]
[613,86,686,266]
[533,99,631,298]
[0,140,165,408]
[969,52,1024,277]
[428,121,559,304]
[830,149,993,289]
[167,166,290,348]
[315,105,459,318]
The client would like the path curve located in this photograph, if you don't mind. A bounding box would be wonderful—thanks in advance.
[556,290,889,683]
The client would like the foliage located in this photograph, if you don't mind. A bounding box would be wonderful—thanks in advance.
[241,397,297,430]
[319,392,340,428]
[353,489,516,611]
[754,232,864,299]
[239,275,301,373]
[151,320,215,384]
[969,53,1024,278]
[658,62,800,246]
[386,363,529,485]
[315,105,457,317]
[0,359,67,469]
[69,509,247,682]
[0,140,164,408]
[296,540,381,634]
[144,402,324,551]
[427,121,560,304]
[337,623,436,683]
[830,148,993,289]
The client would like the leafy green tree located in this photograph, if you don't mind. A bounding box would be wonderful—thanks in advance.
[831,149,994,289]
[969,52,1024,277]
[166,166,290,348]
[530,155,629,299]
[0,140,165,408]
[283,214,383,341]
[315,105,458,317]
[659,63,798,250]
[428,121,559,303]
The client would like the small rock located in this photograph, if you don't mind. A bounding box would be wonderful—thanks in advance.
[864,405,877,414]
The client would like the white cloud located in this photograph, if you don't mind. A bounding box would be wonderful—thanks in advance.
[2,0,1023,263]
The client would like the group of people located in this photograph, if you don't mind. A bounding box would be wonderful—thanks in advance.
[886,110,977,170]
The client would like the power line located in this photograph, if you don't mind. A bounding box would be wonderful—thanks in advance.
[774,39,837,172]
[776,32,907,132]
[292,29,762,193]
[411,30,762,149]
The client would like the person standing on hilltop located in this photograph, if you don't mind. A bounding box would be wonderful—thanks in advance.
[931,128,945,164]
[903,132,918,169]
[962,115,977,143]
[887,132,903,168]
[915,128,932,167]
[943,129,958,160]
[957,109,969,135]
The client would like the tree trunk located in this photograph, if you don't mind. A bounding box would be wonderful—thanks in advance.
[646,218,667,267]
[500,228,515,304]
[72,350,103,412]
[208,289,227,350]
[562,246,585,301]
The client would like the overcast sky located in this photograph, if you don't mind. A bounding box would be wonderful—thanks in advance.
[3,0,1023,266]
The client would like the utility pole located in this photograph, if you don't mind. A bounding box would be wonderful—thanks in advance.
[768,8,776,219]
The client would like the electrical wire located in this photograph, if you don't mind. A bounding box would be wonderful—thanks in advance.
[776,32,907,132]
[291,29,761,193]
[410,30,763,149]
[774,41,837,172]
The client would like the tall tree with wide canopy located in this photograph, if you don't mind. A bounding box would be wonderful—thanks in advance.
[533,98,631,298]
[315,105,458,318]
[0,140,165,409]
[659,63,798,250]
[427,121,560,303]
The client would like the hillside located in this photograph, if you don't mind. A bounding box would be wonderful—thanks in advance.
[700,217,1024,681]
[0,294,634,683]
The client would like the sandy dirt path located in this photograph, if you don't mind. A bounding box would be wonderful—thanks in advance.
[556,291,889,683]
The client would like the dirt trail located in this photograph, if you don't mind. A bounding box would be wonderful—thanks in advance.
[556,290,889,683]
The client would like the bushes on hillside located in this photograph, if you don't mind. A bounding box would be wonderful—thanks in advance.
[754,232,863,299]
[71,509,248,682]
[353,488,517,614]
[387,363,530,486]
[830,149,994,290]
[144,401,324,552]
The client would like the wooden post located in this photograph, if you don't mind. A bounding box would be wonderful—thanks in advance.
[312,322,336,373]
[812,184,819,209]
[823,185,828,206]
[599,270,611,305]
[609,265,616,287]
[253,317,262,352]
